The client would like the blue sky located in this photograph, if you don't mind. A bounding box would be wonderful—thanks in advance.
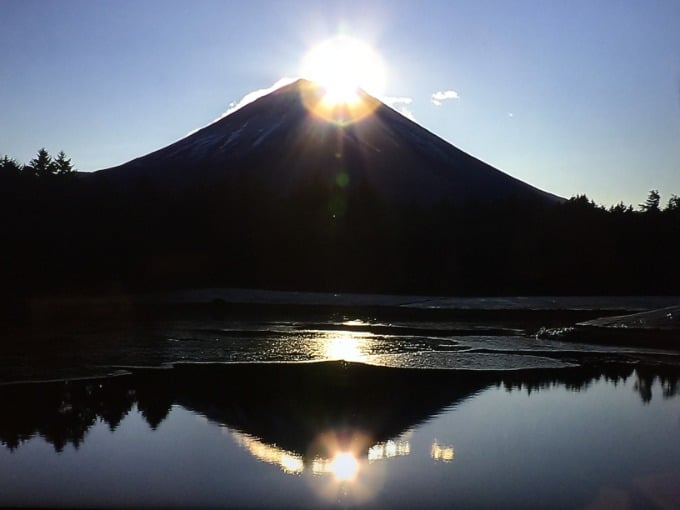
[2,0,679,206]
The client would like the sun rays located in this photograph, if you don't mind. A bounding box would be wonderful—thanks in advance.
[300,35,386,125]
[301,35,386,104]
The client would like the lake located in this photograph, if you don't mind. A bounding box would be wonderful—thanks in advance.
[1,295,679,508]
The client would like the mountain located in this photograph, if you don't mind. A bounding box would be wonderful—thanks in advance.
[4,82,680,298]
[95,79,561,205]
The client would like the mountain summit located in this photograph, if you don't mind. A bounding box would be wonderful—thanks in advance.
[97,79,561,205]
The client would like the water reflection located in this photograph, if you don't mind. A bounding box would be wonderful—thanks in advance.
[231,427,370,479]
[635,371,680,403]
[322,452,360,481]
[1,362,679,458]
[430,441,455,462]
[495,365,680,404]
[230,430,305,475]
[2,362,680,509]
[233,424,411,476]
[0,361,486,456]
[321,331,369,362]
[368,437,411,462]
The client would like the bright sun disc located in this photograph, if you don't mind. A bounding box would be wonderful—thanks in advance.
[301,36,386,105]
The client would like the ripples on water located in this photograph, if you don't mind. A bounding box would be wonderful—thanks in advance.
[2,309,677,384]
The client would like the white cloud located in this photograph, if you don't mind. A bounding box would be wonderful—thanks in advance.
[187,77,298,135]
[223,77,298,117]
[382,96,417,121]
[431,89,460,106]
[382,96,413,107]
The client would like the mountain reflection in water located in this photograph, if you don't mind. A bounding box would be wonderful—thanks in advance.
[2,361,680,509]
[1,361,677,457]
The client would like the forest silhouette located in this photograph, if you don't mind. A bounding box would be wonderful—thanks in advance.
[1,150,679,300]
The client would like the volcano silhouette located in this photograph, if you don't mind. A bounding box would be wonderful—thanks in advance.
[96,79,560,205]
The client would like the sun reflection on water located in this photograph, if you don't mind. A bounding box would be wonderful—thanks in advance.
[341,319,370,327]
[312,452,360,481]
[229,429,304,474]
[230,427,367,479]
[431,440,455,462]
[227,426,423,505]
[367,439,411,462]
[230,426,418,479]
[321,331,371,362]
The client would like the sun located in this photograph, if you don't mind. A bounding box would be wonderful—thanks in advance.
[300,35,386,105]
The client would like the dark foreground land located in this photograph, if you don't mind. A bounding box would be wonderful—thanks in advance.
[2,158,680,298]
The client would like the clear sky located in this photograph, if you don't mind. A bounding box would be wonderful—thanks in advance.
[2,0,679,206]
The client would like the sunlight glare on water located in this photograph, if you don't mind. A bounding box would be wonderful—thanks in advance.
[321,331,371,362]
[329,452,360,481]
[229,429,304,475]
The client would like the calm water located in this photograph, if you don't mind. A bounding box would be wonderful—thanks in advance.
[1,362,679,509]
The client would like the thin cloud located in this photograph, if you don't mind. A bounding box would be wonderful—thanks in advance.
[431,89,459,106]
[382,95,417,121]
[382,96,413,107]
[187,77,297,135]
[223,77,298,117]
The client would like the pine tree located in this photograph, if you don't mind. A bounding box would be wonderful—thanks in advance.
[0,155,23,177]
[29,148,55,178]
[54,150,74,176]
[609,201,633,214]
[639,189,660,213]
[666,194,680,212]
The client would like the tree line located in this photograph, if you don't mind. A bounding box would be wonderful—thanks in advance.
[0,148,75,180]
[1,150,678,298]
